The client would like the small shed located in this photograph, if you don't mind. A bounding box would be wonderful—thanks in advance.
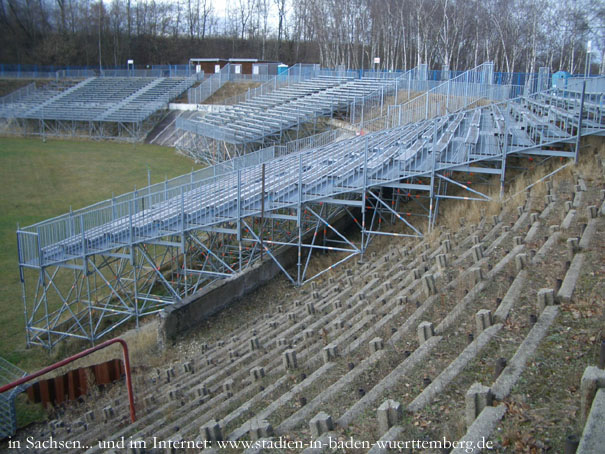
[188,58,282,76]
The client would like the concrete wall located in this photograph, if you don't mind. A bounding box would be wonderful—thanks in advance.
[158,210,357,343]
[158,244,298,343]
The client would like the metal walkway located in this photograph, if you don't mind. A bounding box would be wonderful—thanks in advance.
[16,77,605,349]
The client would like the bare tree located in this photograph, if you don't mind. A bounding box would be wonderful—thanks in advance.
[0,0,598,73]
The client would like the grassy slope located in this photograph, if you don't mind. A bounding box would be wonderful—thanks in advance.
[0,137,199,370]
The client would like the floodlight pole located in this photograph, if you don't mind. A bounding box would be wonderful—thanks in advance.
[574,80,586,165]
[98,1,102,73]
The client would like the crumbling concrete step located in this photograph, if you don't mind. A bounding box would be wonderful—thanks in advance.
[493,270,527,322]
[579,218,598,250]
[573,190,583,208]
[407,324,503,412]
[486,244,524,280]
[301,431,338,454]
[367,425,404,454]
[277,350,386,433]
[345,303,407,354]
[532,231,560,264]
[436,281,488,334]
[512,211,529,232]
[395,258,489,344]
[557,253,584,303]
[578,388,605,454]
[452,223,505,266]
[539,202,555,220]
[492,305,559,400]
[337,336,442,428]
[525,221,541,243]
[451,405,506,454]
[171,375,290,442]
[483,230,510,257]
[561,209,576,230]
[481,221,504,245]
[389,295,439,345]
[228,362,335,440]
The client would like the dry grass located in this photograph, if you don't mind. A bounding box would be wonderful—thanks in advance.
[440,190,502,233]
[203,81,262,104]
[45,320,161,379]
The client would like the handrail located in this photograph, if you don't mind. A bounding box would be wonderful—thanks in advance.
[0,338,136,423]
[17,80,604,265]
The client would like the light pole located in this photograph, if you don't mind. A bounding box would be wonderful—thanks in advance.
[98,1,102,73]
[585,40,592,78]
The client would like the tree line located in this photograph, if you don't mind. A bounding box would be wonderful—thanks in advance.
[1,0,603,74]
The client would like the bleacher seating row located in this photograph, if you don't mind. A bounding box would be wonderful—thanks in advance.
[20,85,605,270]
[0,77,195,124]
[180,75,403,144]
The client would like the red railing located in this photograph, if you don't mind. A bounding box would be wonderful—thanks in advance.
[0,338,136,422]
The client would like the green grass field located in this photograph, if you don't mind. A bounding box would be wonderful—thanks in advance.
[0,137,200,371]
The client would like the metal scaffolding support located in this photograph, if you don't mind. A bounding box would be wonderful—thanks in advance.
[16,76,605,349]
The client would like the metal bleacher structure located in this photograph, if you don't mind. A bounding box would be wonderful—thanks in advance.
[175,62,529,164]
[15,63,605,349]
[175,63,422,163]
[0,74,200,139]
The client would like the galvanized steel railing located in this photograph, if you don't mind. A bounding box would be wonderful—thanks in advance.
[1,74,199,124]
[20,124,404,265]
[17,123,425,268]
[17,79,605,270]
[17,128,350,259]
[178,71,416,148]
[186,63,236,104]
[567,75,605,93]
[385,62,495,127]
